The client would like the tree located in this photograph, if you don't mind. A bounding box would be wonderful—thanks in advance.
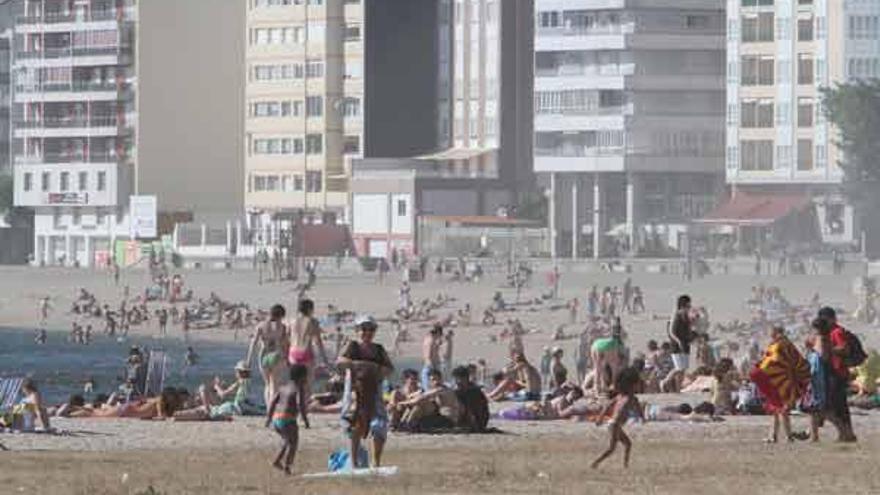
[821,80,880,206]
[515,190,548,222]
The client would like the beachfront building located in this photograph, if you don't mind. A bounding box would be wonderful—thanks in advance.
[534,0,727,259]
[11,0,245,267]
[350,0,535,258]
[712,0,878,249]
[0,29,12,174]
[244,0,358,227]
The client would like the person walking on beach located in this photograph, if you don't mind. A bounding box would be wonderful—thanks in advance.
[591,368,643,469]
[422,324,444,390]
[820,307,858,442]
[669,295,695,377]
[157,308,169,336]
[247,304,290,408]
[288,299,330,403]
[266,364,310,475]
[38,296,51,325]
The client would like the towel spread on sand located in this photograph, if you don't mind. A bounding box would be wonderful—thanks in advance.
[750,338,810,414]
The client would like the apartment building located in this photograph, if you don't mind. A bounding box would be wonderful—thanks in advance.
[11,0,244,267]
[723,0,877,246]
[244,0,358,226]
[535,0,727,259]
[0,30,11,174]
[350,0,534,257]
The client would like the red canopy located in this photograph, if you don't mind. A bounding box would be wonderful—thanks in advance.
[696,192,812,227]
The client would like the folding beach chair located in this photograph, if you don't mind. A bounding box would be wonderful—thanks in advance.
[144,350,168,398]
[0,377,24,413]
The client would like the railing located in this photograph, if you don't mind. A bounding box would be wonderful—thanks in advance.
[16,152,119,165]
[17,8,134,25]
[15,81,125,94]
[536,64,636,78]
[534,146,625,158]
[537,24,634,37]
[17,117,117,129]
[535,105,630,117]
[17,45,129,60]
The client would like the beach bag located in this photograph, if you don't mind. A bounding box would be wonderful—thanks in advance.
[328,446,369,472]
[843,330,868,368]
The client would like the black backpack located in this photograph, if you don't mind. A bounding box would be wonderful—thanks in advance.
[843,330,868,368]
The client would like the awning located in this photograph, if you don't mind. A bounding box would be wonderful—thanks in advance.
[416,147,496,161]
[695,192,812,227]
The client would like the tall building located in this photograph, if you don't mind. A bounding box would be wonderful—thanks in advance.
[244,0,357,225]
[245,0,534,233]
[0,29,11,175]
[11,0,244,267]
[723,0,876,247]
[349,0,534,257]
[534,0,726,258]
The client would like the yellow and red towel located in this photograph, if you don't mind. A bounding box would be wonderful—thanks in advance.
[750,338,810,414]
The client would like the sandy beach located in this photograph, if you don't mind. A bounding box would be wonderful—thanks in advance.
[1,262,878,494]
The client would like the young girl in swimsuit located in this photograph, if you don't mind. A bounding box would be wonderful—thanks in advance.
[288,299,330,402]
[266,365,309,475]
[591,367,644,469]
[246,304,289,407]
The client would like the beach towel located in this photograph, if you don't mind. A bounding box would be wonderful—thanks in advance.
[750,338,810,414]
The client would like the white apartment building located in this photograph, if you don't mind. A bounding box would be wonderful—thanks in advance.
[244,0,359,226]
[12,0,245,267]
[535,0,726,258]
[724,0,878,246]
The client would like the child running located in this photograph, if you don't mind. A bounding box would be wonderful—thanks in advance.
[591,367,643,469]
[265,364,310,475]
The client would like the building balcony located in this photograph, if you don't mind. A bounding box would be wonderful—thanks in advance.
[16,153,120,166]
[14,82,129,103]
[16,7,135,26]
[14,117,120,138]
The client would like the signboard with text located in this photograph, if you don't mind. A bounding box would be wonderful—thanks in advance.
[47,192,89,205]
[130,195,157,239]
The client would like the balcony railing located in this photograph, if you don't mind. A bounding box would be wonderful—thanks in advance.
[537,24,634,37]
[535,146,625,158]
[15,81,126,94]
[16,45,130,60]
[16,116,118,129]
[17,8,134,25]
[536,64,636,78]
[16,152,119,165]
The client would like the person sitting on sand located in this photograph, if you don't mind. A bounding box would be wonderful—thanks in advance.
[388,369,422,429]
[452,366,490,432]
[174,361,259,421]
[549,347,569,394]
[487,352,542,402]
[266,364,310,475]
[8,379,50,431]
[711,358,738,415]
[397,369,462,431]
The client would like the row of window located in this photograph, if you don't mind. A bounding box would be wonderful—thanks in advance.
[847,57,880,79]
[739,13,820,43]
[248,24,362,46]
[738,54,816,86]
[731,139,825,171]
[248,97,360,118]
[23,170,107,193]
[252,135,323,155]
[732,98,818,128]
[741,0,814,6]
[249,171,323,193]
[250,61,324,82]
[534,89,625,115]
[848,15,880,40]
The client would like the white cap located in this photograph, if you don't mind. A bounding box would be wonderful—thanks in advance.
[234,360,250,371]
[354,315,377,328]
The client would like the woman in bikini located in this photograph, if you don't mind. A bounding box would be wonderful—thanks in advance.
[247,304,290,408]
[288,299,330,402]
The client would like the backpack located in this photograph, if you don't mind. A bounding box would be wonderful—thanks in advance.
[843,330,868,368]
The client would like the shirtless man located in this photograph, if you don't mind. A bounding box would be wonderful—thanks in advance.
[38,296,51,325]
[266,365,310,475]
[246,304,290,407]
[487,352,542,401]
[398,369,462,429]
[288,299,330,401]
[421,324,444,391]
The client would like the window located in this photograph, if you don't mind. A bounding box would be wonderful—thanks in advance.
[72,210,81,226]
[343,135,360,154]
[742,13,773,42]
[741,56,774,85]
[41,172,50,192]
[798,17,813,41]
[344,24,361,42]
[798,98,813,127]
[305,134,323,154]
[797,139,813,170]
[740,99,774,128]
[539,11,560,28]
[740,140,774,171]
[96,209,106,226]
[77,171,87,191]
[306,96,323,117]
[685,15,710,30]
[24,173,33,192]
[798,54,813,85]
[305,170,322,192]
[97,171,106,191]
[60,172,70,192]
[305,60,324,78]
[293,174,304,191]
[741,0,774,6]
[397,199,407,217]
[344,61,363,80]
[342,97,360,117]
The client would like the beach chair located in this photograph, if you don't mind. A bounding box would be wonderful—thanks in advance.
[0,377,24,413]
[144,350,168,397]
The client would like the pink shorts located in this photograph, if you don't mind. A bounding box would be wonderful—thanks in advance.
[289,346,314,365]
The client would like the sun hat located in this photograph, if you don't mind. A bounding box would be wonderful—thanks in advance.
[234,360,250,371]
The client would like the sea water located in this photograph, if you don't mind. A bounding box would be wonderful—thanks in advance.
[0,327,249,405]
